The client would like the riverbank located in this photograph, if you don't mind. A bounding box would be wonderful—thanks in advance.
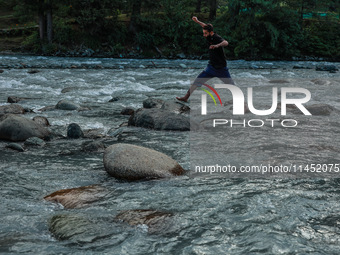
[1,49,338,62]
[0,54,339,72]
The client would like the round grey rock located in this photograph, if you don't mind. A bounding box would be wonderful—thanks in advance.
[103,143,184,180]
[24,137,45,146]
[6,143,25,152]
[56,100,80,111]
[0,114,50,141]
[67,123,84,139]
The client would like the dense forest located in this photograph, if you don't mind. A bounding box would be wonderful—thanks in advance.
[0,0,339,60]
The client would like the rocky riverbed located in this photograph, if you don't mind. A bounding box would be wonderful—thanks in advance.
[0,55,340,254]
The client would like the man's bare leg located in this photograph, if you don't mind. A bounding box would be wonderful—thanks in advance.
[176,84,198,102]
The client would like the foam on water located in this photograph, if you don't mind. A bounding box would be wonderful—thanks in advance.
[237,72,267,79]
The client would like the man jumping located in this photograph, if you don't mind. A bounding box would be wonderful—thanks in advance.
[176,16,234,102]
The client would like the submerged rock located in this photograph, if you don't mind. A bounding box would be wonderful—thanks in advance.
[0,114,50,141]
[121,107,135,116]
[305,104,335,116]
[44,185,107,209]
[24,137,45,146]
[128,108,191,131]
[311,79,331,86]
[316,65,338,72]
[61,87,77,93]
[49,214,93,241]
[55,100,80,111]
[81,140,105,152]
[27,69,39,74]
[143,98,164,109]
[115,209,174,234]
[7,96,23,103]
[83,129,104,139]
[103,143,184,180]
[109,97,120,102]
[6,143,25,152]
[0,104,25,116]
[268,79,289,84]
[38,105,55,112]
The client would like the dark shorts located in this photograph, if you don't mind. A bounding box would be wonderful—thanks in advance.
[193,64,234,87]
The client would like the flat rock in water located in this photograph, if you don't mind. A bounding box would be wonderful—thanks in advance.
[24,137,45,146]
[0,114,50,141]
[81,140,105,152]
[161,100,190,114]
[6,143,25,152]
[103,143,184,180]
[316,65,338,72]
[268,79,289,84]
[44,185,107,209]
[305,104,335,116]
[128,108,192,131]
[49,214,93,241]
[27,69,39,74]
[115,209,174,234]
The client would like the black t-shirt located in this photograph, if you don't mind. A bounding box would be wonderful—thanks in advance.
[206,33,227,69]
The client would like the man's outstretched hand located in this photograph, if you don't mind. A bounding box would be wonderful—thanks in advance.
[192,16,198,22]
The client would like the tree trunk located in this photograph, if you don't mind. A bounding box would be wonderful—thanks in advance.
[209,0,217,21]
[38,0,45,40]
[46,1,53,43]
[195,0,202,13]
[129,0,142,35]
[300,0,305,28]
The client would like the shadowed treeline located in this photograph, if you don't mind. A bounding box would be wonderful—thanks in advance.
[0,0,339,60]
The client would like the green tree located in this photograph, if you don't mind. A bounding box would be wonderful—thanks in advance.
[215,0,303,59]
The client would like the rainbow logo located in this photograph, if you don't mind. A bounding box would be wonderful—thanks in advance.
[200,84,223,106]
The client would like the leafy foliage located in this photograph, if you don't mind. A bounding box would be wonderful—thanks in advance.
[2,0,340,60]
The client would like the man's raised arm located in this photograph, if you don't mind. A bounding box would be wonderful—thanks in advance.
[192,16,206,28]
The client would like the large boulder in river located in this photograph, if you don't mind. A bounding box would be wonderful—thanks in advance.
[128,108,191,131]
[0,104,25,116]
[103,143,184,180]
[0,114,50,141]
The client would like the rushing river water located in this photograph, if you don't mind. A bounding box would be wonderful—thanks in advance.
[0,55,340,254]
